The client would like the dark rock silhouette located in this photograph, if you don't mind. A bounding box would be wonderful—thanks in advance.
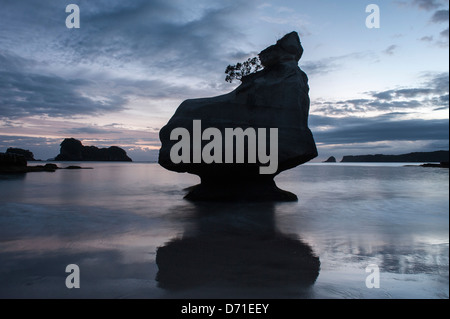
[54,138,132,162]
[23,163,59,173]
[420,162,449,168]
[156,203,320,297]
[6,148,36,161]
[0,152,27,172]
[1,154,58,173]
[0,154,93,173]
[159,31,317,201]
[43,163,58,170]
[341,150,449,163]
[324,156,336,163]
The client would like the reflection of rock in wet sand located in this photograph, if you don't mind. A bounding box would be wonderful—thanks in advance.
[156,203,320,297]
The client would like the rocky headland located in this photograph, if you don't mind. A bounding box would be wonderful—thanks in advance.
[341,150,449,163]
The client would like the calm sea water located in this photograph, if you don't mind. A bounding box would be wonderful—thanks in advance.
[0,162,448,299]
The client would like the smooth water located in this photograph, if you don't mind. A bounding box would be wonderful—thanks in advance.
[0,162,448,299]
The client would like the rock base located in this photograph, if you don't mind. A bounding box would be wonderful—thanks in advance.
[184,179,298,202]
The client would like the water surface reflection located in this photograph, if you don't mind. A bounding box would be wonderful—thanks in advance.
[156,202,320,298]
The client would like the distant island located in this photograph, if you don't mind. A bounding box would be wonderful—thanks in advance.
[341,150,449,163]
[323,156,336,163]
[54,138,132,162]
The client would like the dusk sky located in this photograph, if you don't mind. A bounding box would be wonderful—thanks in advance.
[0,0,448,162]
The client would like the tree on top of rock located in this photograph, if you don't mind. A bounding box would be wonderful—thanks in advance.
[225,56,263,83]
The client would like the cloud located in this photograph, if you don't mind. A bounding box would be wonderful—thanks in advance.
[312,73,449,115]
[409,2,449,46]
[432,95,449,110]
[420,35,434,41]
[0,0,263,83]
[426,72,449,93]
[105,77,216,100]
[309,72,449,154]
[312,100,421,116]
[55,0,259,78]
[0,49,224,121]
[0,51,35,72]
[373,88,433,100]
[64,126,123,135]
[257,4,311,35]
[259,15,309,35]
[412,0,443,10]
[301,59,339,76]
[311,116,449,144]
[383,45,398,55]
[301,52,375,76]
[0,0,270,124]
[431,9,449,22]
[0,136,60,149]
[421,5,449,45]
[0,135,62,160]
[0,51,127,119]
[371,72,448,101]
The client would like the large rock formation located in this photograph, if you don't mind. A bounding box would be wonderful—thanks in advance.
[159,31,317,201]
[55,138,132,161]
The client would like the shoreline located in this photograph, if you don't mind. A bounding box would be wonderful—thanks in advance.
[0,163,93,174]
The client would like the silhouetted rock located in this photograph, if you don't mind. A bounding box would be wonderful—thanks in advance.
[6,148,36,161]
[159,31,317,201]
[25,164,58,172]
[0,153,93,174]
[54,138,132,161]
[184,179,298,202]
[420,162,449,168]
[324,156,336,163]
[0,152,28,173]
[44,163,58,170]
[0,154,58,173]
[0,152,27,167]
[64,165,93,169]
[341,150,449,163]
